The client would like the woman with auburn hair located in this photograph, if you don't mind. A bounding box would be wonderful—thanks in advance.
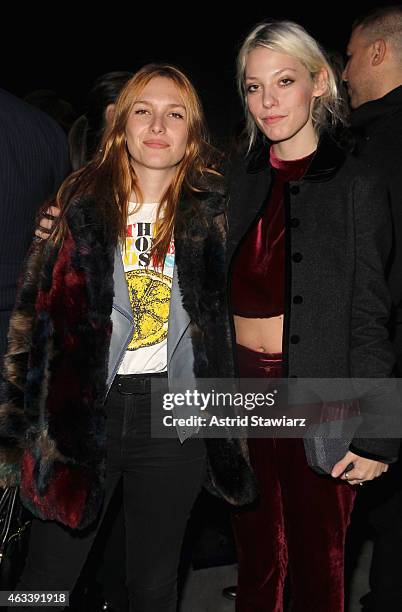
[0,63,256,611]
[227,20,397,611]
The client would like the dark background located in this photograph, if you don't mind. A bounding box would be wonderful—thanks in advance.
[1,1,397,142]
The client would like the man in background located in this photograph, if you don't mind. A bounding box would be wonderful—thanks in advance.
[0,87,70,363]
[343,6,402,610]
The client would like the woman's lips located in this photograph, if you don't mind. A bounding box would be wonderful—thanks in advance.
[143,140,169,148]
[262,115,286,125]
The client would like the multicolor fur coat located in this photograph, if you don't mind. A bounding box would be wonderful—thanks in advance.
[0,185,257,529]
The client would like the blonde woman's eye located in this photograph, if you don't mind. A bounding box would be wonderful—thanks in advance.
[246,84,259,93]
[279,78,294,87]
[169,112,184,119]
[134,109,150,115]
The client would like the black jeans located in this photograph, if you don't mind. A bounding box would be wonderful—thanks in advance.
[13,374,206,611]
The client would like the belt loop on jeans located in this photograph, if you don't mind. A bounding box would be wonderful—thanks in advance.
[114,372,168,395]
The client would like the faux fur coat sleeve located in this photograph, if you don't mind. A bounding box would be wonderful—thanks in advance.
[0,239,53,486]
[0,198,115,529]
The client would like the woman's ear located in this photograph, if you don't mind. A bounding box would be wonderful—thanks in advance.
[104,103,116,127]
[313,68,328,98]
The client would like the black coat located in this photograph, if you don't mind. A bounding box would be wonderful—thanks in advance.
[351,85,402,375]
[0,88,70,360]
[227,135,399,462]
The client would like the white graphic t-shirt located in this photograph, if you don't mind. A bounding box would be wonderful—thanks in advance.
[118,202,175,374]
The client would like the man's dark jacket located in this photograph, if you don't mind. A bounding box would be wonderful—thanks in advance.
[0,88,70,360]
[351,85,402,374]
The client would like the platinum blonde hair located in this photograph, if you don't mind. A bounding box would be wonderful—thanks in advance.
[237,20,345,150]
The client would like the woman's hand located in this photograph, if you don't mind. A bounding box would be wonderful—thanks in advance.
[35,206,60,240]
[331,450,389,485]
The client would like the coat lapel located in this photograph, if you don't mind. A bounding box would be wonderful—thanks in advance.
[106,247,134,390]
[227,151,272,267]
[167,263,191,367]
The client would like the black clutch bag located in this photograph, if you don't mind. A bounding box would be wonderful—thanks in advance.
[0,487,31,589]
[303,415,363,475]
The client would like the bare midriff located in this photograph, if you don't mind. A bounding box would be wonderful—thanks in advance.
[234,314,283,354]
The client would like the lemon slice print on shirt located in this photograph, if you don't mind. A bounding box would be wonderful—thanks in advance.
[126,269,172,350]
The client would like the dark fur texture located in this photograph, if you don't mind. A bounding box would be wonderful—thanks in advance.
[0,189,257,529]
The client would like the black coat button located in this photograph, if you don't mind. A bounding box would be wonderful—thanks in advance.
[293,295,303,304]
[290,334,300,344]
[290,185,300,195]
[290,217,300,228]
[292,252,303,263]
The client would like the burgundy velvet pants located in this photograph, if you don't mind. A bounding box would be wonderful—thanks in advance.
[232,344,356,612]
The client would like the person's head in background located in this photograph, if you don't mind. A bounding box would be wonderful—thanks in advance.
[343,5,402,109]
[326,49,349,108]
[69,71,133,169]
[24,89,76,133]
[237,20,344,158]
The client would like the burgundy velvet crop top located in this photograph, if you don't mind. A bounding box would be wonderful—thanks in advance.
[230,148,314,318]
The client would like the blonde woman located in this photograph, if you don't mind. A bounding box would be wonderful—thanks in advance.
[227,21,396,611]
